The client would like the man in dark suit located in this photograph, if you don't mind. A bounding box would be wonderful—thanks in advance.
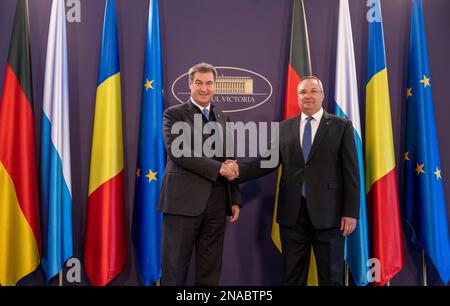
[158,63,240,286]
[238,76,359,285]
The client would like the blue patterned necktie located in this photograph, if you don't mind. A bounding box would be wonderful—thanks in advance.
[302,116,313,198]
[202,108,209,122]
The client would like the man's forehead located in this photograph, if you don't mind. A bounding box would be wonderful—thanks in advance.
[298,79,320,89]
[192,72,214,81]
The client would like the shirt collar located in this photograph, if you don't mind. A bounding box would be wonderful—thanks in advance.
[191,97,211,112]
[301,107,323,123]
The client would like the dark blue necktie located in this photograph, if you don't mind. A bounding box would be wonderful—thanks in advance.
[302,117,313,161]
[202,108,210,122]
[302,116,313,198]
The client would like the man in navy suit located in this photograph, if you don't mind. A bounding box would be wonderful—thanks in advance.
[158,63,240,285]
[239,76,359,285]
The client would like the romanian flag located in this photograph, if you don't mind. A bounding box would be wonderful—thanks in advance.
[334,0,369,286]
[40,0,73,281]
[0,0,41,286]
[365,0,404,286]
[84,0,128,286]
[132,0,165,285]
[272,0,318,285]
[403,0,450,284]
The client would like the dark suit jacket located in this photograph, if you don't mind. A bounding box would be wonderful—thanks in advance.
[239,111,359,229]
[157,100,241,216]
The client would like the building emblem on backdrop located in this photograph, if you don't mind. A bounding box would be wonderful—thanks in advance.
[171,66,273,113]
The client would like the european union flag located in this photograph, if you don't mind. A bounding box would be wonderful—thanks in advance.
[132,0,165,285]
[403,0,450,284]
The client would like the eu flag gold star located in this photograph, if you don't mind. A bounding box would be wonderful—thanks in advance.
[407,87,412,98]
[136,168,141,178]
[415,163,425,176]
[144,79,154,91]
[419,75,430,88]
[434,167,442,180]
[404,152,410,161]
[146,169,158,182]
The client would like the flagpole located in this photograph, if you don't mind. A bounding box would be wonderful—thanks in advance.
[156,279,160,286]
[344,263,349,286]
[59,271,63,286]
[422,251,427,286]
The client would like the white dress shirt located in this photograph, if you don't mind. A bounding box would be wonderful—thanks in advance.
[299,108,324,147]
[191,97,211,114]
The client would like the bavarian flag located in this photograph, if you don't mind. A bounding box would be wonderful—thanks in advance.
[365,0,404,286]
[84,0,128,286]
[40,0,73,282]
[0,0,41,286]
[403,0,450,284]
[334,0,369,286]
[272,0,318,285]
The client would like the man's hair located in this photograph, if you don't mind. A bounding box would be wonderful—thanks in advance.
[188,63,217,81]
[298,75,324,92]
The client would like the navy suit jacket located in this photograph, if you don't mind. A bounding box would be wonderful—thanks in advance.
[239,111,359,229]
[158,100,241,216]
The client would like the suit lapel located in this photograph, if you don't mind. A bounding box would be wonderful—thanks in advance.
[210,105,228,158]
[211,105,227,127]
[186,100,207,145]
[188,101,227,157]
[307,111,331,162]
[187,100,198,118]
[291,116,304,164]
[187,100,225,125]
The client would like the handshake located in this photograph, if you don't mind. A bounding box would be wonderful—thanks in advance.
[219,160,239,181]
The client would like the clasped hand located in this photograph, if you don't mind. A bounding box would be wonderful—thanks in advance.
[220,160,239,181]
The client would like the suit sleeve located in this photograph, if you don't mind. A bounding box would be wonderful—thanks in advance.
[224,115,242,205]
[237,125,280,183]
[238,158,278,184]
[163,107,221,182]
[340,120,360,219]
[230,181,242,206]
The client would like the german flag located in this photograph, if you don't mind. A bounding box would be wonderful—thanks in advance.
[83,0,128,286]
[281,0,312,119]
[0,0,41,286]
[272,0,318,285]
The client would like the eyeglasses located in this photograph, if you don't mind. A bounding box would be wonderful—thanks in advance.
[298,89,323,96]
